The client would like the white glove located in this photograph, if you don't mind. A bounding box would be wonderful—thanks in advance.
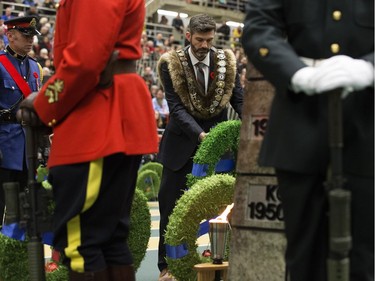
[311,55,374,97]
[290,67,318,95]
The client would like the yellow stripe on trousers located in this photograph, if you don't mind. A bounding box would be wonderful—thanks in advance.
[65,158,103,272]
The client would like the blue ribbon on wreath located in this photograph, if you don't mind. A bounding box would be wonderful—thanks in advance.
[1,223,53,245]
[167,152,235,259]
[192,159,235,177]
[166,220,210,259]
[0,168,54,244]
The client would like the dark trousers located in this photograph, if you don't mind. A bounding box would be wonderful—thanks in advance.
[0,167,28,223]
[49,153,141,272]
[276,170,374,281]
[157,158,193,271]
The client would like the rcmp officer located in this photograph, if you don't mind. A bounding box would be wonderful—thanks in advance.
[0,16,42,223]
[17,1,158,280]
[242,0,374,281]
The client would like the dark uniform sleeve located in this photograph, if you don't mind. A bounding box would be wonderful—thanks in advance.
[229,72,244,118]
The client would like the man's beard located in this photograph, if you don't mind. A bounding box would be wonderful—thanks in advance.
[191,45,209,60]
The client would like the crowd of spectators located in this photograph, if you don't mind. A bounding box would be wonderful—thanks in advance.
[0,1,248,130]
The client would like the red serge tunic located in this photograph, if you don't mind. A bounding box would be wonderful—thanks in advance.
[34,0,158,167]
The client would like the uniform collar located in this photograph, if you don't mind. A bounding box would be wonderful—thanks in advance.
[5,45,27,61]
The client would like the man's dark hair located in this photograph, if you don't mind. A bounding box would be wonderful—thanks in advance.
[188,14,216,35]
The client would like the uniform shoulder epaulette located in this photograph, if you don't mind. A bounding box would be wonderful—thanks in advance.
[37,62,43,82]
[28,56,37,62]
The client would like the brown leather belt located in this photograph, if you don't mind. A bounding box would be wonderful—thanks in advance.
[113,59,137,74]
[98,59,137,88]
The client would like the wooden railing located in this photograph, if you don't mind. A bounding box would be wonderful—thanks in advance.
[0,1,241,84]
[0,1,57,22]
[145,0,246,21]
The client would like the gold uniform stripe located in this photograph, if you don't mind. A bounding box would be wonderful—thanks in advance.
[65,158,104,272]
[37,62,43,84]
[83,159,103,212]
[65,216,83,272]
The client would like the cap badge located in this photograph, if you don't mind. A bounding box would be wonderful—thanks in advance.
[29,18,37,28]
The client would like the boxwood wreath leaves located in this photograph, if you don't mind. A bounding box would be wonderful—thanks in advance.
[136,169,161,201]
[128,188,151,270]
[187,120,241,187]
[0,188,150,280]
[138,162,163,180]
[165,174,236,281]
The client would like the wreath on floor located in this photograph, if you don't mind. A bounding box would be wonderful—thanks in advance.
[136,162,163,201]
[128,188,151,270]
[0,188,150,280]
[138,162,163,179]
[165,174,235,281]
[136,169,160,201]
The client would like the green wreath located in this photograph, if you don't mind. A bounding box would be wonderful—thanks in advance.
[136,169,161,201]
[165,174,236,281]
[138,162,163,180]
[187,120,241,187]
[128,188,151,270]
[0,188,150,280]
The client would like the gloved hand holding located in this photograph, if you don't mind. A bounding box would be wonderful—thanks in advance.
[310,55,374,96]
[290,66,318,95]
[16,91,42,127]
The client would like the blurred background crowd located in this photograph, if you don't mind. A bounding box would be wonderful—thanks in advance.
[0,0,248,129]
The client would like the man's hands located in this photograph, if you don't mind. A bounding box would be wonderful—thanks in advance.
[199,132,208,142]
[16,92,42,127]
[291,55,374,98]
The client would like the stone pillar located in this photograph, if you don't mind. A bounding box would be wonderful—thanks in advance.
[228,64,286,280]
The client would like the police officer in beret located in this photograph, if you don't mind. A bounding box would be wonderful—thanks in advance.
[0,16,42,224]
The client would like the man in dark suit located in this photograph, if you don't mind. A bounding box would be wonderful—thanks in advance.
[242,1,374,281]
[156,14,243,281]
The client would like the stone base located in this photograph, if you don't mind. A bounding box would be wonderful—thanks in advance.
[228,228,286,281]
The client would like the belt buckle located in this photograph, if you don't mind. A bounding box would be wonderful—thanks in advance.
[3,111,12,121]
[0,110,17,123]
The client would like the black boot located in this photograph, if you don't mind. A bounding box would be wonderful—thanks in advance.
[108,264,136,281]
[69,268,109,281]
